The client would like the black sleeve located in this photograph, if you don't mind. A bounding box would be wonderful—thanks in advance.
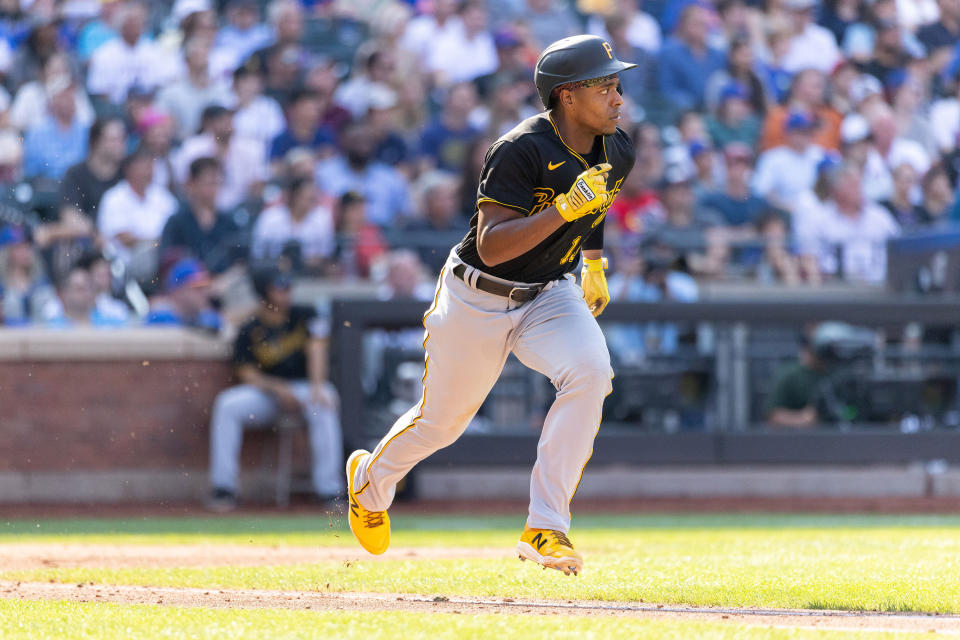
[233,324,255,367]
[583,215,605,251]
[158,214,181,255]
[476,139,540,215]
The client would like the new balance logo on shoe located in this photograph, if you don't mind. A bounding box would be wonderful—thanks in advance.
[532,532,547,551]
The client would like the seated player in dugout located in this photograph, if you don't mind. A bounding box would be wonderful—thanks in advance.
[345,35,637,575]
[206,267,344,511]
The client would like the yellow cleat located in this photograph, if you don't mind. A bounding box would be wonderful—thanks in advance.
[346,449,391,555]
[516,526,583,576]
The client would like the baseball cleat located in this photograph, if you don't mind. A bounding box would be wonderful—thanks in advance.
[516,526,583,576]
[346,449,391,555]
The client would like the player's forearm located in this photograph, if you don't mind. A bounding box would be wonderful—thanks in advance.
[477,206,566,266]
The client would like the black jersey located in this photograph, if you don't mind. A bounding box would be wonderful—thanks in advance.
[455,111,635,283]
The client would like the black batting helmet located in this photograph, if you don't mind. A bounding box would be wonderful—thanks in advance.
[534,35,637,109]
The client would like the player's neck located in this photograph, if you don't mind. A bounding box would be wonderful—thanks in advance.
[551,109,597,155]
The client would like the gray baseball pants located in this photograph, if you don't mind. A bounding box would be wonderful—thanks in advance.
[209,380,344,497]
[352,250,613,532]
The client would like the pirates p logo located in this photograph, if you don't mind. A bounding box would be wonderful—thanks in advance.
[602,41,613,60]
[531,187,555,215]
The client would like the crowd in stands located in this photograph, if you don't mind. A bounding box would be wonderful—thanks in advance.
[0,0,959,331]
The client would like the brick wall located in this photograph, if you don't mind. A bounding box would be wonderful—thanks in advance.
[0,329,314,501]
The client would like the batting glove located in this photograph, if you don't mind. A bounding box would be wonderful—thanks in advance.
[581,256,610,317]
[554,163,612,222]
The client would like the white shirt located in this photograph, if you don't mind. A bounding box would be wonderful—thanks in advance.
[895,0,939,32]
[862,148,894,203]
[231,95,286,160]
[9,83,94,131]
[87,38,179,104]
[752,144,824,206]
[783,23,841,74]
[929,97,960,152]
[426,23,499,84]
[796,200,900,283]
[400,15,464,63]
[252,203,335,261]
[587,12,662,53]
[97,181,178,263]
[173,134,268,211]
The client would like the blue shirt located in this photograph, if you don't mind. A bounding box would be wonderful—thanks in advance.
[145,306,221,332]
[23,116,89,180]
[418,120,481,172]
[315,156,410,227]
[657,38,726,111]
[269,127,335,161]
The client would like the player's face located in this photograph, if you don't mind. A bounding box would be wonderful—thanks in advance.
[571,78,624,136]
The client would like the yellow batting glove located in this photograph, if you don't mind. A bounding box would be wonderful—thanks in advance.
[581,256,610,317]
[554,163,612,222]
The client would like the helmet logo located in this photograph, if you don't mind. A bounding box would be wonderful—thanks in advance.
[602,41,613,59]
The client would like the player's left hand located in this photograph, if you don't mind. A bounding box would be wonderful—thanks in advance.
[581,256,610,317]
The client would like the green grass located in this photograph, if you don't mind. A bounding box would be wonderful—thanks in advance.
[0,599,941,640]
[4,514,960,613]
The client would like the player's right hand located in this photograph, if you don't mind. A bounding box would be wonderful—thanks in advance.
[554,163,612,222]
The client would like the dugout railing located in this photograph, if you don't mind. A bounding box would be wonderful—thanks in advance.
[330,298,960,466]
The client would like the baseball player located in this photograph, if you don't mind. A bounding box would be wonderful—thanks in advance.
[346,35,637,575]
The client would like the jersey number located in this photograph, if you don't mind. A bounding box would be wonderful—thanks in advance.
[561,235,582,264]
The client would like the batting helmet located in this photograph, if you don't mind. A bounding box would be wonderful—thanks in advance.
[534,35,637,109]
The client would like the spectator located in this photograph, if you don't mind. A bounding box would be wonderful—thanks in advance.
[795,163,900,283]
[705,82,762,149]
[137,108,177,192]
[215,0,272,72]
[45,264,125,328]
[76,0,122,62]
[365,85,411,167]
[820,0,864,46]
[86,1,177,104]
[335,49,398,121]
[246,0,307,103]
[861,19,911,87]
[175,105,268,211]
[753,210,803,285]
[758,23,794,105]
[252,176,335,270]
[915,164,957,225]
[917,0,960,74]
[766,328,832,428]
[9,52,94,132]
[160,157,244,276]
[405,172,468,273]
[76,251,129,324]
[316,124,411,227]
[647,165,728,276]
[401,0,462,64]
[145,257,221,331]
[207,266,343,511]
[97,149,178,275]
[229,60,285,161]
[704,37,769,117]
[586,0,661,54]
[302,60,353,136]
[868,107,931,177]
[752,111,825,210]
[896,0,940,35]
[519,0,580,50]
[419,82,482,172]
[427,1,498,86]
[699,143,770,228]
[41,117,126,250]
[8,18,63,92]
[269,88,335,164]
[879,162,925,228]
[331,191,388,279]
[22,75,89,181]
[657,3,726,112]
[781,0,840,74]
[156,37,233,142]
[838,113,893,203]
[0,225,56,325]
[761,69,842,152]
[372,249,435,300]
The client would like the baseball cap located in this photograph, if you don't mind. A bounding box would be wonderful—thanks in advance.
[659,162,695,188]
[165,258,211,292]
[719,82,749,103]
[688,140,710,159]
[840,113,870,144]
[784,110,817,132]
[0,225,28,248]
[816,151,842,175]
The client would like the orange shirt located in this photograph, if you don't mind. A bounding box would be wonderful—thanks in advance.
[760,105,843,152]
